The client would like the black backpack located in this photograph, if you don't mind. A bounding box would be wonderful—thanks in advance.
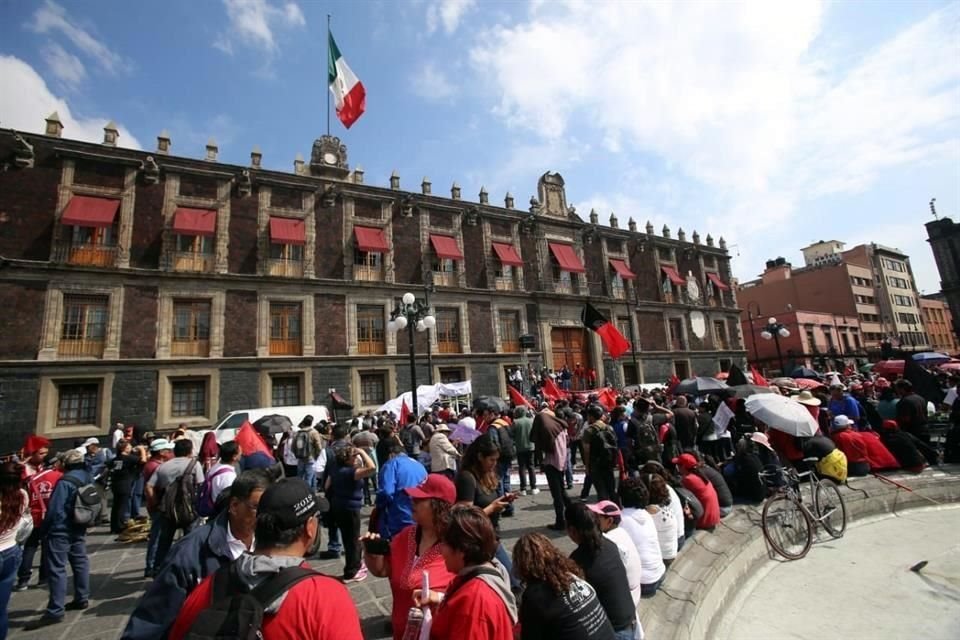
[62,476,103,527]
[161,460,199,528]
[399,426,420,456]
[183,564,317,640]
[493,424,516,459]
[588,424,618,467]
[291,429,318,462]
[630,417,661,461]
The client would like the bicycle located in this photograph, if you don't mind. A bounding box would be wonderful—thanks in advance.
[759,457,848,560]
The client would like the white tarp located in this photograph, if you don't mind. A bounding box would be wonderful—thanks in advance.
[377,380,473,416]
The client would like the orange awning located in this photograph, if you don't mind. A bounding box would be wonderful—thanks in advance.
[492,242,524,267]
[548,243,586,273]
[661,265,685,286]
[269,217,305,245]
[354,226,389,252]
[609,258,636,280]
[430,234,463,260]
[172,207,217,236]
[61,196,119,227]
[707,272,730,291]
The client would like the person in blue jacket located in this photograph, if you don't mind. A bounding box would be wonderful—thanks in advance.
[119,469,270,640]
[375,440,427,540]
[24,450,91,630]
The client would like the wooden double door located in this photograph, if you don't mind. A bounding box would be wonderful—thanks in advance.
[551,327,590,372]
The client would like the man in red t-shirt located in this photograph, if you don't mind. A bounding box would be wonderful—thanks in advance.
[16,452,64,590]
[168,478,362,640]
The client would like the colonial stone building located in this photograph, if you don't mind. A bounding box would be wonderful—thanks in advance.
[0,118,744,451]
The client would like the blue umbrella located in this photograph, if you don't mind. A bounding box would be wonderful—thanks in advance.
[912,352,951,365]
[789,366,822,380]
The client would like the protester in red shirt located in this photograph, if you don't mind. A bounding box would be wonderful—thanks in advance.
[423,505,517,640]
[20,435,50,480]
[168,478,362,640]
[673,453,720,530]
[361,474,457,640]
[829,416,870,476]
[15,452,63,590]
[859,430,900,471]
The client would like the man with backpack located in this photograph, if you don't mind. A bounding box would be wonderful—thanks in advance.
[488,414,517,517]
[24,450,95,630]
[146,438,205,572]
[121,470,271,640]
[167,478,362,640]
[290,415,324,489]
[581,405,618,502]
[197,442,241,519]
[629,398,671,470]
[398,416,425,459]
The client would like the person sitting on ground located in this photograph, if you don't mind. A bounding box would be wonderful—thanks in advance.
[610,481,667,598]
[512,532,615,640]
[724,434,767,503]
[587,501,644,606]
[673,453,720,530]
[167,478,362,640]
[361,475,457,640]
[858,426,900,471]
[829,416,870,477]
[421,505,517,640]
[121,470,270,640]
[895,380,930,443]
[698,453,734,517]
[622,474,676,572]
[878,420,937,472]
[639,462,687,550]
[565,502,641,640]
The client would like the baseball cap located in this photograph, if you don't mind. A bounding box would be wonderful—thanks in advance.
[257,478,320,529]
[672,453,699,470]
[81,437,100,448]
[149,438,175,453]
[829,382,846,391]
[63,450,84,467]
[833,415,853,428]
[586,500,622,517]
[404,475,456,504]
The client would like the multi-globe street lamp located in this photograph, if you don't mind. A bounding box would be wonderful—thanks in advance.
[760,317,791,375]
[386,292,435,419]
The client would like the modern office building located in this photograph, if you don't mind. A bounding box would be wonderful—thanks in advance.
[920,295,960,355]
[0,117,744,450]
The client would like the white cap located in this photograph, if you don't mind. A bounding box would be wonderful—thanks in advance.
[833,415,853,428]
[82,437,100,448]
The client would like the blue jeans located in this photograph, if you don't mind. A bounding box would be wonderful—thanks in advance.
[0,545,22,638]
[297,461,317,490]
[17,528,45,586]
[614,626,636,640]
[144,512,163,573]
[497,459,514,516]
[153,514,195,573]
[44,533,89,618]
[564,448,574,486]
[130,474,144,517]
[494,542,521,591]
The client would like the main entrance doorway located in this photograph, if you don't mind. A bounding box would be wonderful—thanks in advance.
[551,327,589,372]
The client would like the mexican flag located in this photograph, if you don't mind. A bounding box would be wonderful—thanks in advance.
[328,31,366,128]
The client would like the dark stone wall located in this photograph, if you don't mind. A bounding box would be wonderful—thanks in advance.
[0,374,41,453]
[178,174,218,199]
[467,362,502,398]
[641,359,674,384]
[391,210,422,286]
[110,369,158,429]
[631,248,661,302]
[0,281,46,359]
[636,311,667,351]
[224,290,257,357]
[462,224,486,289]
[219,368,259,415]
[228,189,259,274]
[120,286,158,359]
[313,365,351,407]
[314,199,344,279]
[468,302,493,353]
[0,137,59,261]
[130,180,164,269]
[315,293,346,356]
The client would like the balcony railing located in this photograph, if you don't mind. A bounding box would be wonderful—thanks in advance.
[553,279,574,294]
[270,338,302,356]
[432,272,457,287]
[501,340,520,353]
[171,339,210,357]
[494,276,515,291]
[437,341,461,354]
[663,292,675,304]
[66,244,116,267]
[268,259,304,278]
[354,265,383,282]
[58,338,104,358]
[610,283,626,300]
[357,341,386,355]
[170,252,214,273]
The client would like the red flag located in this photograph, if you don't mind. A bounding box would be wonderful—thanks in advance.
[750,365,770,387]
[542,377,566,401]
[667,374,681,393]
[597,387,618,411]
[582,303,631,359]
[235,421,273,459]
[508,386,533,408]
[398,400,411,427]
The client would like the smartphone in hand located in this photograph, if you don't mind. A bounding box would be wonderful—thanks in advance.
[363,537,391,555]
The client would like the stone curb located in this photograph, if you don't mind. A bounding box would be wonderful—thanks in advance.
[639,465,960,640]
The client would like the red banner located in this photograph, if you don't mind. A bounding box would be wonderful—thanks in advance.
[235,421,273,459]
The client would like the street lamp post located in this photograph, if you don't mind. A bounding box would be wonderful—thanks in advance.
[386,292,435,419]
[746,301,761,365]
[761,317,791,375]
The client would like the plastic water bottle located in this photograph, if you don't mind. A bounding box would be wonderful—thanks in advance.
[401,607,424,640]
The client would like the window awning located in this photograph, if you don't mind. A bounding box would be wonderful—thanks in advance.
[172,207,217,237]
[492,242,524,267]
[707,272,730,291]
[430,234,463,260]
[354,226,389,252]
[269,217,306,245]
[548,242,586,273]
[61,196,119,227]
[661,265,685,286]
[609,258,636,280]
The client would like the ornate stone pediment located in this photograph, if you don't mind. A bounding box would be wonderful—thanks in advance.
[537,172,568,218]
[310,134,349,179]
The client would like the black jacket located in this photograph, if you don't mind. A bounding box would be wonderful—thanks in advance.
[121,512,235,640]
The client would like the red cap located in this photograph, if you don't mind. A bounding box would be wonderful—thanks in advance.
[881,419,899,430]
[404,474,456,505]
[23,435,51,455]
[672,453,699,470]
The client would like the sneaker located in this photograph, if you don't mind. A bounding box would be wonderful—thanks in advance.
[24,615,63,631]
[318,550,342,560]
[531,488,540,495]
[344,565,368,583]
[65,600,89,611]
[13,581,28,592]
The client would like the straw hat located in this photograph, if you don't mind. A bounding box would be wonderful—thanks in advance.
[795,390,821,407]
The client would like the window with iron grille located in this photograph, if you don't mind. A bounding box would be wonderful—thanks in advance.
[269,243,304,262]
[435,308,461,353]
[171,378,207,417]
[357,305,386,354]
[62,295,108,341]
[271,375,301,406]
[359,372,387,405]
[439,368,465,384]
[498,310,520,353]
[270,303,301,340]
[57,382,99,425]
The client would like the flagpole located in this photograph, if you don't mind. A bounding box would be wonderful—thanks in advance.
[326,13,331,136]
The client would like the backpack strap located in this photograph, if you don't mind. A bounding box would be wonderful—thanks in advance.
[248,566,318,610]
[63,475,83,488]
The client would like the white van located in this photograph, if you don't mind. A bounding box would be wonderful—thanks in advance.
[212,405,332,444]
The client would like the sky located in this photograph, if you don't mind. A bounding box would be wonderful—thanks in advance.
[1,0,957,294]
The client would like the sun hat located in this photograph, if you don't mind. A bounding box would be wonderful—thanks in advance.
[404,474,456,504]
[795,390,821,406]
[149,438,174,453]
[749,432,775,451]
[586,500,622,517]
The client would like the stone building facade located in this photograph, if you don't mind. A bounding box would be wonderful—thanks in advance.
[0,120,743,451]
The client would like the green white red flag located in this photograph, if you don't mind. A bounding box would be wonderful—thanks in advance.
[328,31,365,128]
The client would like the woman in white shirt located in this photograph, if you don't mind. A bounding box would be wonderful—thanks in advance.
[587,500,644,608]
[632,474,678,566]
[1,461,33,638]
[617,477,667,597]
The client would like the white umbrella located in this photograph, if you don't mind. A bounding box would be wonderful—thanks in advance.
[744,394,819,437]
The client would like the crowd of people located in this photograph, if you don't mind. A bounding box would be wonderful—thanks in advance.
[0,365,957,639]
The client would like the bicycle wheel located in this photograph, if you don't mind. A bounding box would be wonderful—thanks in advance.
[814,478,847,538]
[761,493,814,560]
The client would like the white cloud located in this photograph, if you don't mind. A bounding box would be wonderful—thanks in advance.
[28,1,131,75]
[426,0,475,35]
[410,62,457,102]
[0,55,141,150]
[215,0,306,55]
[41,42,86,90]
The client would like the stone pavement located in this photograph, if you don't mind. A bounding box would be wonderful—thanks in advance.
[7,472,581,640]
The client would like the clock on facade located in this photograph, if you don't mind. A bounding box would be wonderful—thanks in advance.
[323,152,337,165]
